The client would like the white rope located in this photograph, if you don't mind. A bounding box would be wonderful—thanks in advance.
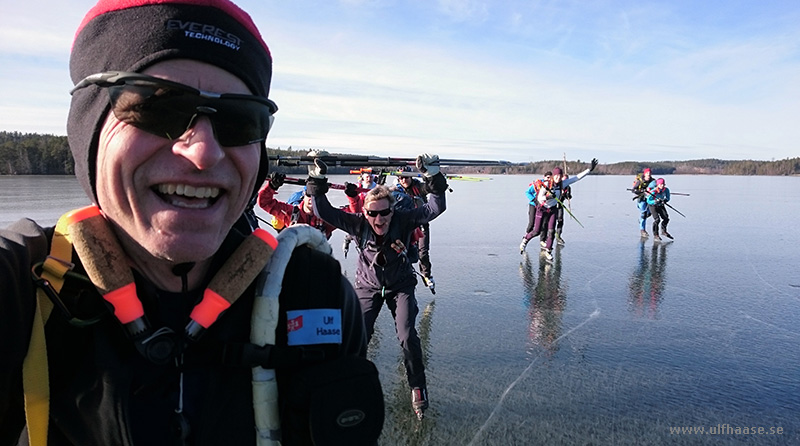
[251,225,332,445]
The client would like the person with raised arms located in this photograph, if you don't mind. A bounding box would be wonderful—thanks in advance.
[257,167,337,239]
[306,154,448,420]
[395,174,436,292]
[520,159,598,261]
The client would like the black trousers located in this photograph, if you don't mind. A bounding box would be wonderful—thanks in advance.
[648,204,669,234]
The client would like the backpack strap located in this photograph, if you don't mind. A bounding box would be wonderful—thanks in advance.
[23,211,76,446]
[251,224,332,445]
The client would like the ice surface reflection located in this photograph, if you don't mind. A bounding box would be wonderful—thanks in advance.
[3,174,799,445]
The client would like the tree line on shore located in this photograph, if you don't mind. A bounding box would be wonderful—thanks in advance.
[2,131,798,176]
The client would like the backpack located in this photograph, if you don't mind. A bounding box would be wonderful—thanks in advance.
[23,214,383,446]
[272,245,384,445]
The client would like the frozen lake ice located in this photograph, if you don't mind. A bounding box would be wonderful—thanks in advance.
[3,173,798,445]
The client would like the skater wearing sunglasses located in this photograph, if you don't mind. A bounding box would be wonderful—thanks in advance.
[306,155,448,420]
[0,1,381,445]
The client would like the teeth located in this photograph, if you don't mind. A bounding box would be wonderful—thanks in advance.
[157,183,220,199]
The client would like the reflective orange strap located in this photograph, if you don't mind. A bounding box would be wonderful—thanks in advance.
[23,208,84,446]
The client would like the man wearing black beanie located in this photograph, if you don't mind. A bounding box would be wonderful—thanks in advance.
[0,1,383,445]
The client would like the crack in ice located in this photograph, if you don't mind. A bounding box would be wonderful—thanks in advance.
[468,308,601,446]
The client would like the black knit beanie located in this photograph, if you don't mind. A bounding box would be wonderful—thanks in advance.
[68,0,273,202]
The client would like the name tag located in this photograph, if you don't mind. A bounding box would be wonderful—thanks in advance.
[286,309,342,346]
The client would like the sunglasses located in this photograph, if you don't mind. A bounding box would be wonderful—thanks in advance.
[71,71,278,147]
[365,208,393,217]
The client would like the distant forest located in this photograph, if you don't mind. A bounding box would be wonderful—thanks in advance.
[2,131,798,176]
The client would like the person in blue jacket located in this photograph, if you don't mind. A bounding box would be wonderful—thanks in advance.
[646,178,673,241]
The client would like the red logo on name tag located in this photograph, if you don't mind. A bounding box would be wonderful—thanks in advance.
[287,315,303,332]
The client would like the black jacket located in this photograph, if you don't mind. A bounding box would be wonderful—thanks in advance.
[0,218,366,445]
[312,173,447,292]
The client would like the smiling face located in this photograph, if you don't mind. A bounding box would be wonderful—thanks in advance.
[95,59,261,267]
[364,198,393,235]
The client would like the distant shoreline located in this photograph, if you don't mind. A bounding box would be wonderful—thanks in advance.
[2,131,798,176]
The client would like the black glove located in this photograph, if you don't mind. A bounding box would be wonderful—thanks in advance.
[344,182,358,198]
[306,177,329,196]
[424,170,448,195]
[268,172,285,190]
[590,158,599,171]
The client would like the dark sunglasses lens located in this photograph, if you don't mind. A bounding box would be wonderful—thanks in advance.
[367,208,392,217]
[107,83,272,146]
[108,84,195,140]
[207,98,272,146]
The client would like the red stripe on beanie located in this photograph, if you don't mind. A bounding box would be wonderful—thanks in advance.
[68,0,273,203]
[73,0,269,56]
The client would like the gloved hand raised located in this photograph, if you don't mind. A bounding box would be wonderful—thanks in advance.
[416,153,440,177]
[268,172,285,190]
[590,158,599,171]
[344,182,358,198]
[306,158,329,196]
[307,150,329,179]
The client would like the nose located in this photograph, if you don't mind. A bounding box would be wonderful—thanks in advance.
[172,116,225,170]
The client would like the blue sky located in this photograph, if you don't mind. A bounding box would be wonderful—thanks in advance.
[1,0,798,163]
